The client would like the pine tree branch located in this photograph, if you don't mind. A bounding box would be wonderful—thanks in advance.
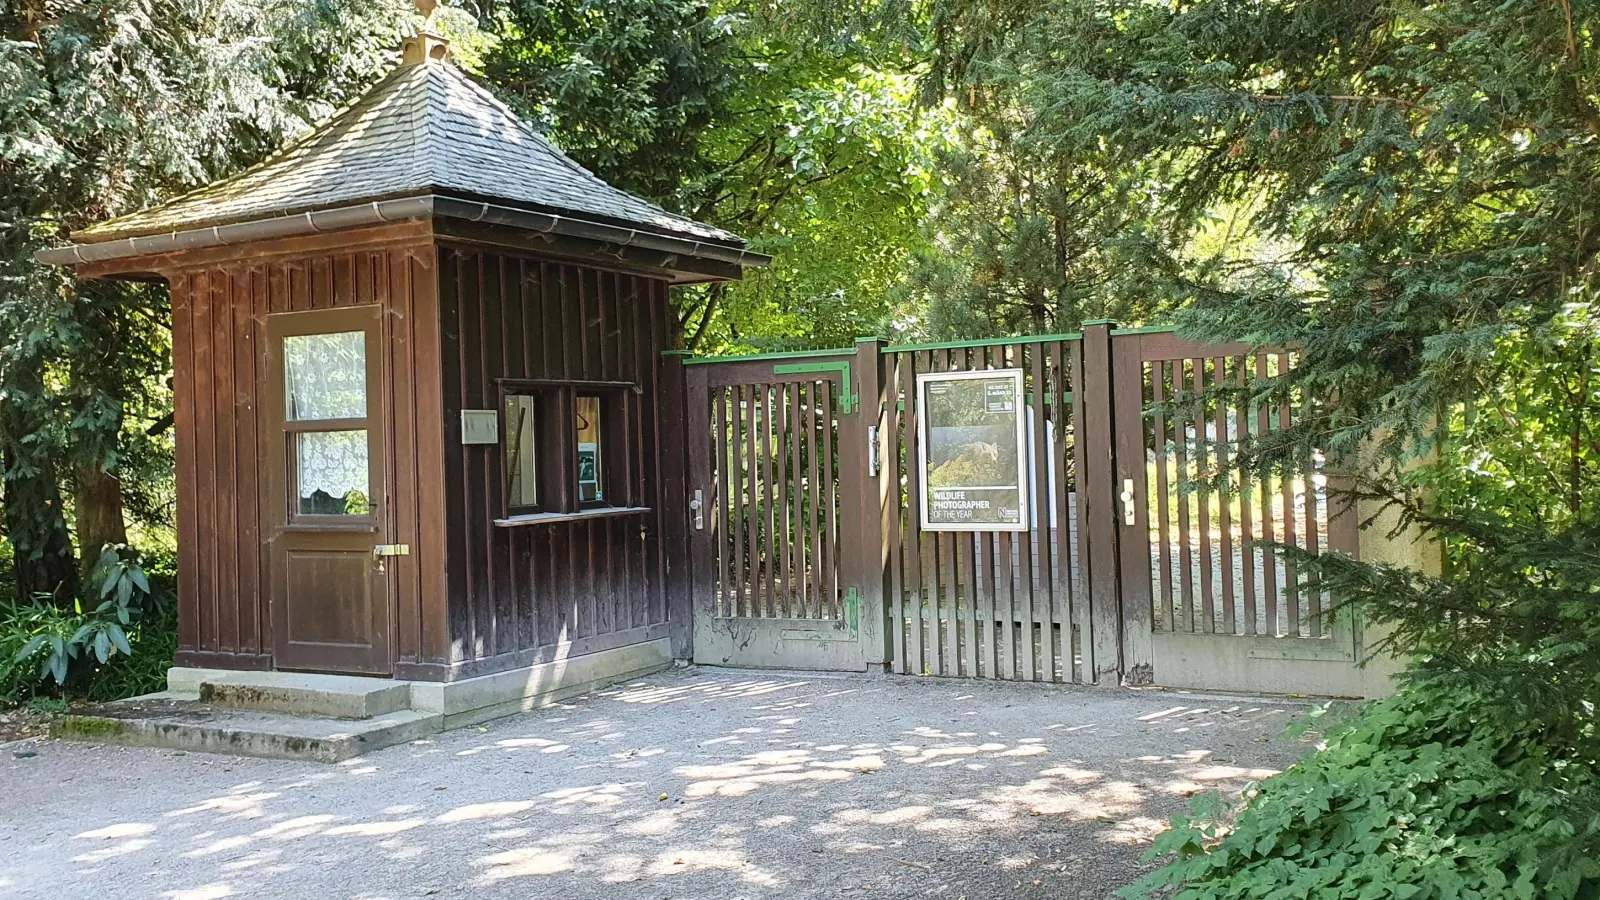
[1251,93,1436,113]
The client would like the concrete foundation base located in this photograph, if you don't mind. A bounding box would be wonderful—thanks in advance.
[411,637,674,729]
[54,638,672,761]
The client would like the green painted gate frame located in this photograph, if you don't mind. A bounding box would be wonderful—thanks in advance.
[770,360,857,414]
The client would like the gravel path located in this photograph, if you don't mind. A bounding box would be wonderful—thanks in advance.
[0,668,1318,900]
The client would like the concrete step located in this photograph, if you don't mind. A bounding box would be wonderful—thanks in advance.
[167,668,412,719]
[54,696,441,763]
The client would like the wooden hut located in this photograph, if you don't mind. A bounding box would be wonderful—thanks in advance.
[40,28,765,702]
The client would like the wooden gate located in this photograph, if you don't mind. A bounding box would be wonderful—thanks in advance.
[879,337,1096,683]
[1108,328,1370,695]
[676,324,1383,695]
[684,351,869,670]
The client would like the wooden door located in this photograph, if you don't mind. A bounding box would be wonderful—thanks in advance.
[686,356,867,671]
[264,305,391,675]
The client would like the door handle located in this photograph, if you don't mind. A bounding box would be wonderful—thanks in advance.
[1120,479,1136,526]
[689,490,704,530]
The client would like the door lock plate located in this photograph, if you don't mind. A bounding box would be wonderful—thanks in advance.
[374,544,411,556]
[1120,479,1136,526]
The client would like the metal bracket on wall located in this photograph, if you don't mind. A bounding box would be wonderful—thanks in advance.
[771,360,857,414]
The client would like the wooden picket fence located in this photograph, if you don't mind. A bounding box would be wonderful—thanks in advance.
[678,323,1369,694]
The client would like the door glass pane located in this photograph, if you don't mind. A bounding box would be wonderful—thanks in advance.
[286,331,366,420]
[296,430,370,516]
[505,394,537,508]
[576,395,603,503]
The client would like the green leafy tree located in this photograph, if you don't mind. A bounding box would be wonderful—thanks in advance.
[6,0,931,611]
[1,0,445,601]
[483,0,933,352]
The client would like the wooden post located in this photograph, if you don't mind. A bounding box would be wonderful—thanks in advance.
[851,339,891,669]
[661,350,694,661]
[1080,321,1122,684]
[1111,331,1155,683]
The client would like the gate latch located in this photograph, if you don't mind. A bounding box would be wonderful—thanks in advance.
[867,425,880,476]
[1120,479,1136,526]
[690,490,704,530]
[373,543,409,576]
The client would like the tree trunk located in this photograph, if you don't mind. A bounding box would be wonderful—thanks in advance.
[2,443,79,604]
[74,463,127,580]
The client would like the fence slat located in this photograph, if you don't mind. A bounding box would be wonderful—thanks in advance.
[806,381,822,620]
[1048,340,1073,681]
[822,379,838,620]
[1256,354,1279,634]
[1028,342,1053,680]
[731,386,749,617]
[936,349,958,677]
[886,356,907,672]
[1153,362,1173,633]
[1277,352,1298,637]
[787,382,805,618]
[1174,360,1195,635]
[714,387,731,617]
[1236,357,1257,635]
[1191,359,1215,634]
[774,383,790,616]
[1213,357,1235,635]
[902,354,926,674]
[958,348,980,679]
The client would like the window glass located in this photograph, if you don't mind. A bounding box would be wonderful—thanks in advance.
[505,395,538,509]
[295,430,370,515]
[285,331,366,420]
[575,395,603,503]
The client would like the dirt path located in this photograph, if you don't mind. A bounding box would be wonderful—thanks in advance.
[0,668,1317,900]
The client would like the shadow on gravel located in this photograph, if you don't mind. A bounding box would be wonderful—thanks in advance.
[17,673,1314,900]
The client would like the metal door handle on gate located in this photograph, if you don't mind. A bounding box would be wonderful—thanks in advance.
[1120,479,1136,526]
[690,490,704,530]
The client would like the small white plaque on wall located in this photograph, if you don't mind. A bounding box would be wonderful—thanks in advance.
[460,409,499,444]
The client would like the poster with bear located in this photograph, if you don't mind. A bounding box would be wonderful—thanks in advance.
[917,369,1029,531]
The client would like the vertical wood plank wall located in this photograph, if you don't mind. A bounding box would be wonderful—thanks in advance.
[435,244,672,678]
[168,240,449,672]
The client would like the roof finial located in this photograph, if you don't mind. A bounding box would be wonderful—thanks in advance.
[401,0,449,65]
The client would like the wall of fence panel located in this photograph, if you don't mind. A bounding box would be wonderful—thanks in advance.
[703,376,845,623]
[882,338,1088,683]
[1134,335,1356,642]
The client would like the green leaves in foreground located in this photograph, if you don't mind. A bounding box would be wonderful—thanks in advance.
[9,545,152,689]
[1123,682,1600,900]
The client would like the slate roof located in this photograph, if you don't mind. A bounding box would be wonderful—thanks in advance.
[75,53,745,248]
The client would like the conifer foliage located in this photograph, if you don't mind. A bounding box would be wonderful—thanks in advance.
[922,0,1600,893]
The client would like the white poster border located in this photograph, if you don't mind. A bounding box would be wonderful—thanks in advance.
[916,368,1030,533]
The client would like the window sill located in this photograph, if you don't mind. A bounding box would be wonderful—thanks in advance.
[280,521,379,533]
[493,507,652,527]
